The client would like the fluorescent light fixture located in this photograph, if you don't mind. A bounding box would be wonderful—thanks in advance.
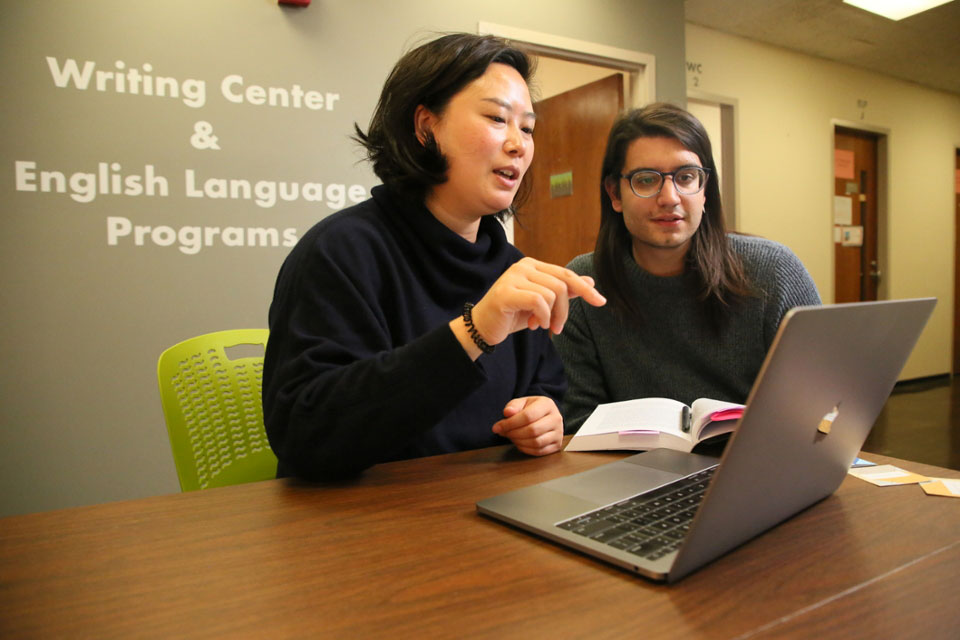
[843,0,953,20]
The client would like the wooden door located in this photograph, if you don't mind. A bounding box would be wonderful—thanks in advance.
[833,127,880,303]
[954,149,960,374]
[514,74,623,267]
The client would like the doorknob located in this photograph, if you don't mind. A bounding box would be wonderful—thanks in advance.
[869,260,881,282]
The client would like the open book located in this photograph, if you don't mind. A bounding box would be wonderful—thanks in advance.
[565,397,745,453]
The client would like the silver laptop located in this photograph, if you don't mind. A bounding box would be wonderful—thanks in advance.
[477,299,936,582]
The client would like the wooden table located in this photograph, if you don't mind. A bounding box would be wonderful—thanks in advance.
[1,445,958,639]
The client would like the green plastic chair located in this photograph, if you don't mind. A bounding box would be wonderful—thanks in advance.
[157,329,278,491]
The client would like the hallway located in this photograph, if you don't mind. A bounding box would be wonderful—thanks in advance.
[864,376,960,471]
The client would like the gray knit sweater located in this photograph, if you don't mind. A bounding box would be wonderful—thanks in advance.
[554,235,821,433]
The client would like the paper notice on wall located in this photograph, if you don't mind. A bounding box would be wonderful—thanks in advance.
[833,195,853,225]
[835,149,855,180]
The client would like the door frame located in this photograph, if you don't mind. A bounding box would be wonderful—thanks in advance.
[954,146,960,375]
[688,90,739,231]
[830,119,890,302]
[478,22,656,108]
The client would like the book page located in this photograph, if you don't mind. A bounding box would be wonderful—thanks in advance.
[575,397,687,436]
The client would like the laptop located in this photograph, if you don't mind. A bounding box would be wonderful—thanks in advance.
[477,299,936,582]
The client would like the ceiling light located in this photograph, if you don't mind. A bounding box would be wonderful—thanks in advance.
[843,0,954,20]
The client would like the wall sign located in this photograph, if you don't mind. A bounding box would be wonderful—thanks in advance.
[11,54,370,256]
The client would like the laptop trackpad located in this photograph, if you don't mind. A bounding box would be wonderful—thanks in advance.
[541,461,682,507]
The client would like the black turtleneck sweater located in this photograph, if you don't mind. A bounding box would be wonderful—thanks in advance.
[263,186,566,480]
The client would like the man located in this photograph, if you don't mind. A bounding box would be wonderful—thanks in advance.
[553,103,820,432]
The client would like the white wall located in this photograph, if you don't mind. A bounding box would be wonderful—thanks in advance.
[685,23,960,380]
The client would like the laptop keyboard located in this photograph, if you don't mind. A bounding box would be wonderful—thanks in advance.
[556,466,717,561]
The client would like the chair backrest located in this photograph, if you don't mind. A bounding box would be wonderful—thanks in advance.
[157,329,277,491]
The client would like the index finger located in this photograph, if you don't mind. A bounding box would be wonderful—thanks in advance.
[534,262,606,307]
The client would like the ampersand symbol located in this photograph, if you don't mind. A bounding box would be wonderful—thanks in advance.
[190,121,221,150]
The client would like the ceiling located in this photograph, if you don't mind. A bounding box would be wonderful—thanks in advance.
[684,0,960,95]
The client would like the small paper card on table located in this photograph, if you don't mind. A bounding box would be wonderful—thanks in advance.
[848,464,930,486]
[920,478,960,498]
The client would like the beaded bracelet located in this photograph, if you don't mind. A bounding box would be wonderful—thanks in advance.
[462,302,495,354]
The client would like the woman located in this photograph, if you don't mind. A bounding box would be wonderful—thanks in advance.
[553,103,820,432]
[263,33,605,480]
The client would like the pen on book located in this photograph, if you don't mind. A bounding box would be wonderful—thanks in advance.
[681,405,691,433]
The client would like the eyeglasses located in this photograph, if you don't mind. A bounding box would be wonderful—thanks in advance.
[620,166,710,198]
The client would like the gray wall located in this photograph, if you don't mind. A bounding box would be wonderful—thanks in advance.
[0,0,685,517]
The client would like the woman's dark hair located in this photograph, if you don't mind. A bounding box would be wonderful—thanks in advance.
[354,33,534,218]
[595,102,752,328]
